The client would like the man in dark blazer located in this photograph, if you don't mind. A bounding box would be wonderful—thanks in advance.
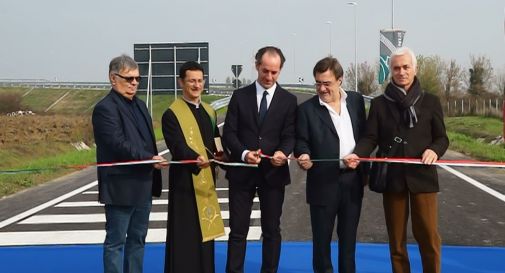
[223,46,297,273]
[345,47,449,273]
[92,54,167,273]
[295,57,366,273]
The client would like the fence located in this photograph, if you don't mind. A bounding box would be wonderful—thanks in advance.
[445,98,504,117]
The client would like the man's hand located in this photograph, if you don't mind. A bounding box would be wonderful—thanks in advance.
[271,151,287,167]
[197,155,210,169]
[152,155,169,170]
[245,150,261,164]
[297,153,313,170]
[213,151,228,162]
[343,153,360,169]
[421,149,438,165]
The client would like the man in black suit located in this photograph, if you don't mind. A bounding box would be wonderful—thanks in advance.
[295,56,366,273]
[345,47,449,273]
[223,46,297,273]
[92,54,167,273]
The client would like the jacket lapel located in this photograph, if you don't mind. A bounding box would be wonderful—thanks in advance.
[110,90,136,125]
[135,99,156,143]
[245,85,260,127]
[345,93,360,141]
[313,97,338,136]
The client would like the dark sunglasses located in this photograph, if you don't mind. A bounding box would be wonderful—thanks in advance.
[114,73,141,83]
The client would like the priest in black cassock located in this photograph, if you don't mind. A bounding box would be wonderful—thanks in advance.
[162,61,226,273]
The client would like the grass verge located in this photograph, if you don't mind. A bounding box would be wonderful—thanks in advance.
[445,116,504,162]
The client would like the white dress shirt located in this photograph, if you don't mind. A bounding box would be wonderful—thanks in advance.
[241,81,278,161]
[255,80,276,112]
[318,88,356,168]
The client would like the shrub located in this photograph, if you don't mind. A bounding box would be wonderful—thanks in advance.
[0,92,23,113]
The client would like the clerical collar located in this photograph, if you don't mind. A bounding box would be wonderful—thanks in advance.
[182,96,201,108]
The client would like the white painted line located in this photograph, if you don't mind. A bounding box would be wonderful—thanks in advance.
[56,197,259,207]
[18,210,261,224]
[440,165,505,203]
[44,91,70,112]
[0,181,98,229]
[0,226,262,246]
[22,87,35,97]
[19,212,163,224]
[159,149,170,156]
[84,187,229,195]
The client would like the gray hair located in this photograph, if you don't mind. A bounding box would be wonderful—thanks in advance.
[109,54,138,74]
[389,47,417,71]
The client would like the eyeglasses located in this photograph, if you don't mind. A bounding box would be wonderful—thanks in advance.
[114,73,141,83]
[314,81,334,88]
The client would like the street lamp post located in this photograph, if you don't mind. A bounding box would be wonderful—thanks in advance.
[325,21,332,55]
[347,2,358,92]
[292,32,297,83]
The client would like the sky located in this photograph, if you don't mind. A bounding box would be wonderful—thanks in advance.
[0,0,504,84]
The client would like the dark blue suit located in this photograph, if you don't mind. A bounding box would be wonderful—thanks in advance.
[92,89,161,273]
[295,92,367,273]
[223,82,297,273]
[93,89,161,205]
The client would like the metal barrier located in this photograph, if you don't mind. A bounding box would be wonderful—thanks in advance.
[210,96,231,110]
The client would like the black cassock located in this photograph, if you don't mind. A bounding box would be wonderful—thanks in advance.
[161,101,220,273]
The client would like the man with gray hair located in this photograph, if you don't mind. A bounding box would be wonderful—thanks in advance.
[93,54,167,273]
[345,47,448,273]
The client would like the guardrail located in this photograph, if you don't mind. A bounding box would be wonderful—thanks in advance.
[0,81,110,90]
[210,96,231,110]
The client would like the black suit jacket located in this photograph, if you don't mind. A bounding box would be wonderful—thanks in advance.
[223,82,297,187]
[353,93,449,193]
[92,89,162,206]
[295,92,367,205]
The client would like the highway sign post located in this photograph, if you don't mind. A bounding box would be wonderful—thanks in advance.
[231,65,242,89]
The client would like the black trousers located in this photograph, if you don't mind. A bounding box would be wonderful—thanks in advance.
[226,173,286,273]
[310,171,363,273]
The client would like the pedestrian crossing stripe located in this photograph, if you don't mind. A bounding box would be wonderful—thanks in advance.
[0,183,263,246]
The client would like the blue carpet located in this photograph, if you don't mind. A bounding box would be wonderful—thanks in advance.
[0,242,504,273]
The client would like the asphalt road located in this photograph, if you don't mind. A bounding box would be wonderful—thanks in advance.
[0,91,504,247]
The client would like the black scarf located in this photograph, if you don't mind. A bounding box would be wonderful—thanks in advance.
[384,76,424,128]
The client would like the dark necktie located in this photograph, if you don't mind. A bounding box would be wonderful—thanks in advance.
[258,90,268,125]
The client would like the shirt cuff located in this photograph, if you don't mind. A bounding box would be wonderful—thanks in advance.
[241,150,250,162]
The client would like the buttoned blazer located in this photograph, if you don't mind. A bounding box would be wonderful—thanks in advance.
[353,93,449,193]
[92,90,162,206]
[295,92,367,205]
[223,83,297,187]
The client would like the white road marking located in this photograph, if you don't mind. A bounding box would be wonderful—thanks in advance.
[0,181,98,229]
[55,197,259,207]
[0,226,262,246]
[18,211,261,224]
[83,187,230,195]
[440,165,505,203]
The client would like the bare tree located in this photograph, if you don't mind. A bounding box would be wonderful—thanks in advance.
[344,61,380,96]
[416,55,444,96]
[441,59,464,102]
[467,55,493,97]
[494,66,505,98]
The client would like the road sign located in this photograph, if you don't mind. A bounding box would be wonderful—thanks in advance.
[232,78,242,89]
[134,42,209,92]
[231,65,242,78]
